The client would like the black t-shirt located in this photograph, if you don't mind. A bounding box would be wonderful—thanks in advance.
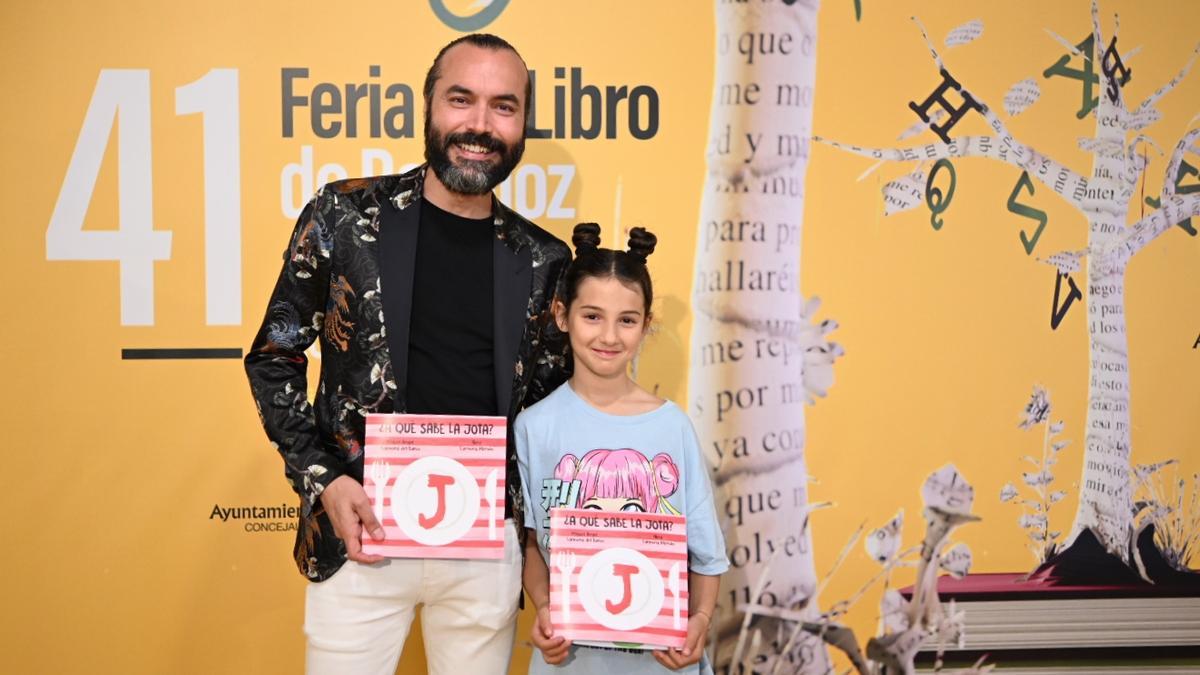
[405,198,497,416]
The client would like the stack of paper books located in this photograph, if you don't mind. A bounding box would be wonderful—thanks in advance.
[904,571,1200,673]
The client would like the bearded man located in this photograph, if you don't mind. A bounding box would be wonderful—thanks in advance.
[245,34,570,674]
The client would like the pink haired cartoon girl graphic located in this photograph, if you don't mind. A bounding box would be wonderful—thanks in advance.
[554,448,681,515]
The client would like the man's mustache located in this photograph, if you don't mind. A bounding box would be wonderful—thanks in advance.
[444,131,505,154]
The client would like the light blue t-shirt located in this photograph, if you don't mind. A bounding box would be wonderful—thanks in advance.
[515,382,729,675]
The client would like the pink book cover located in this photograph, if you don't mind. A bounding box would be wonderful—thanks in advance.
[362,413,506,560]
[548,508,689,650]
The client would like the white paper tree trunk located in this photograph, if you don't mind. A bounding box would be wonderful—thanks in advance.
[689,1,834,672]
[1074,74,1137,554]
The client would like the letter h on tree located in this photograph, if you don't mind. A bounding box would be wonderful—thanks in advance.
[908,69,983,143]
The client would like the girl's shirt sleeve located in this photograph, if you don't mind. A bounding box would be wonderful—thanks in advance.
[514,413,537,531]
[681,416,730,576]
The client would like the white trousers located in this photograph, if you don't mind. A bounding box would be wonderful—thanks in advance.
[304,520,522,675]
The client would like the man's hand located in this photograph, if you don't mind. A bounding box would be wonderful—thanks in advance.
[531,605,571,665]
[653,611,710,670]
[319,475,386,564]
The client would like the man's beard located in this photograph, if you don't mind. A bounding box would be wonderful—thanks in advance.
[424,120,525,195]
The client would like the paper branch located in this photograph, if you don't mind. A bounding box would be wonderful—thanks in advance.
[728,549,778,672]
[1122,134,1163,189]
[1133,43,1200,124]
[912,16,949,71]
[814,135,1090,210]
[857,114,946,181]
[1164,127,1200,201]
[1045,28,1086,59]
[1111,193,1200,264]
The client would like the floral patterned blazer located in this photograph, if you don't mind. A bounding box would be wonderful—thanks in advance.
[245,164,571,581]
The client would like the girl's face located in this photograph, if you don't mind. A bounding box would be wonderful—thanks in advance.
[555,276,649,382]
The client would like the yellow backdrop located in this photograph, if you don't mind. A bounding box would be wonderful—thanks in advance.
[2,1,1196,673]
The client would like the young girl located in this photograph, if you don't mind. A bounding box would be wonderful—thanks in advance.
[515,223,728,674]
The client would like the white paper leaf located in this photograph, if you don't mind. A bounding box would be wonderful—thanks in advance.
[370,363,382,383]
[866,509,904,564]
[803,355,836,400]
[1134,459,1178,480]
[1050,491,1067,503]
[1003,78,1040,116]
[922,464,975,514]
[999,483,1019,502]
[1020,513,1048,530]
[939,543,973,578]
[1019,386,1051,430]
[882,170,926,215]
[941,600,968,649]
[945,19,984,47]
[1021,455,1041,466]
[1052,440,1070,452]
[801,295,823,319]
[1049,421,1064,435]
[880,589,911,633]
[1042,252,1081,274]
[1022,470,1054,487]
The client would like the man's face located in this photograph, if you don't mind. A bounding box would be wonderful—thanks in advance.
[424,44,528,195]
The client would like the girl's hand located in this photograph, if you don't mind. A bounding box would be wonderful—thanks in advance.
[653,611,710,670]
[531,605,572,665]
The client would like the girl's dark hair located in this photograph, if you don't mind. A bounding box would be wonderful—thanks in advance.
[559,223,658,316]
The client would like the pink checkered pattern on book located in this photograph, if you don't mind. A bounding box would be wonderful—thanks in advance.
[549,508,689,650]
[362,413,506,560]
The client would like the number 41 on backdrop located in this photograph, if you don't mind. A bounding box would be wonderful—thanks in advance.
[46,69,241,327]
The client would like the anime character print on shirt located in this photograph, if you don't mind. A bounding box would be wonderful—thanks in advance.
[538,448,680,547]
